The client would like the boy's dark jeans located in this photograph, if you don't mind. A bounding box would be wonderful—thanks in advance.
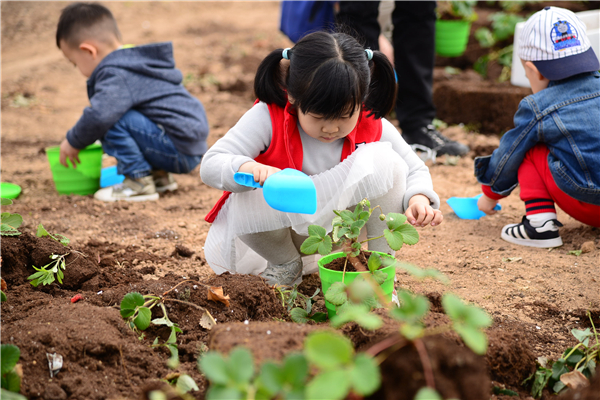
[101,110,203,179]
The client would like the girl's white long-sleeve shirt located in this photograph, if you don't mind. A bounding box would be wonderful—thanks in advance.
[200,101,440,210]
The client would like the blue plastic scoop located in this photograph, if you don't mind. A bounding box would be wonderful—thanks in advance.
[234,168,317,214]
[446,194,501,220]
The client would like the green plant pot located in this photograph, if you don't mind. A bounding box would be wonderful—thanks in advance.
[318,251,396,318]
[435,20,472,57]
[46,143,103,195]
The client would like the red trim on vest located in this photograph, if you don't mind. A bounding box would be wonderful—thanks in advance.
[205,101,383,222]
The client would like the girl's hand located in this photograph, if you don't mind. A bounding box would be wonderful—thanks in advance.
[477,194,499,215]
[238,162,281,186]
[59,139,81,168]
[405,194,443,227]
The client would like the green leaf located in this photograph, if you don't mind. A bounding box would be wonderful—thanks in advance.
[304,331,354,370]
[383,229,403,251]
[325,282,348,306]
[551,359,568,380]
[1,344,20,374]
[309,313,328,323]
[199,352,230,385]
[228,348,254,384]
[1,291,6,302]
[396,224,419,245]
[568,250,582,256]
[400,323,425,340]
[372,270,388,285]
[282,353,308,388]
[385,213,407,230]
[305,369,351,400]
[120,292,145,318]
[1,213,22,231]
[1,198,13,206]
[350,353,381,395]
[300,236,323,255]
[134,307,152,331]
[331,304,383,330]
[414,387,442,400]
[454,324,488,355]
[206,385,244,400]
[175,374,199,393]
[290,308,310,324]
[475,27,495,47]
[258,361,283,395]
[317,236,333,255]
[492,386,518,396]
[1,372,21,394]
[0,388,27,400]
[166,344,179,369]
[36,224,49,237]
[390,290,429,324]
[397,263,450,284]
[367,253,382,272]
[308,225,327,238]
[571,328,592,346]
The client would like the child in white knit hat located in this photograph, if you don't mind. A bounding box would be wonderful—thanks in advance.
[475,6,600,248]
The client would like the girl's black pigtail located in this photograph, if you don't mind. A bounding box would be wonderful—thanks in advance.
[363,50,397,119]
[254,49,288,108]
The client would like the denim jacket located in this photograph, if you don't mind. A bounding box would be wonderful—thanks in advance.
[66,42,209,156]
[475,71,600,206]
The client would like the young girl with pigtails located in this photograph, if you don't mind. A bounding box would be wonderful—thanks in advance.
[200,31,443,286]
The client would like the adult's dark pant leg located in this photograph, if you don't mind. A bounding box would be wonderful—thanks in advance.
[392,1,437,132]
[336,1,381,50]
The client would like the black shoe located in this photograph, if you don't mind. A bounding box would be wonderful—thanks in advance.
[501,216,563,248]
[402,125,470,156]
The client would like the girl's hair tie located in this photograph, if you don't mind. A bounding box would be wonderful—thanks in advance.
[282,48,291,60]
[365,49,373,61]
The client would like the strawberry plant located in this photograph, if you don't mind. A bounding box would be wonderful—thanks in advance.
[36,224,70,246]
[198,330,380,400]
[1,198,22,236]
[275,286,327,323]
[522,311,598,398]
[301,199,419,273]
[1,344,26,400]
[27,253,69,287]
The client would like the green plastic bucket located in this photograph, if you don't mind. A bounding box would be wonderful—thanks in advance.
[46,143,103,195]
[318,251,397,318]
[435,20,471,57]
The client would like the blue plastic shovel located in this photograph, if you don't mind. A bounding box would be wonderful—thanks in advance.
[446,194,501,220]
[234,168,317,214]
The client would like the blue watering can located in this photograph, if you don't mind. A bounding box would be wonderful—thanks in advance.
[446,194,501,220]
[234,168,317,214]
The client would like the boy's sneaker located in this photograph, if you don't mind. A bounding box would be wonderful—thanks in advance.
[260,258,303,286]
[402,125,470,157]
[152,170,178,192]
[94,175,159,202]
[501,216,563,248]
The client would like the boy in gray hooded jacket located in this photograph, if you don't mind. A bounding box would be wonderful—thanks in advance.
[56,2,209,201]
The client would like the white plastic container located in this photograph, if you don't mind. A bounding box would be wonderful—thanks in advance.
[511,9,600,88]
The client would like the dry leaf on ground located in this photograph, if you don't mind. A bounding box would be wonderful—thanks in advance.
[207,286,231,307]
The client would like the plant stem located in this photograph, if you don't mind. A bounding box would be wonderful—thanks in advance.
[342,241,367,271]
[163,298,213,314]
[360,234,385,245]
[414,338,436,390]
[342,258,348,284]
[366,335,405,357]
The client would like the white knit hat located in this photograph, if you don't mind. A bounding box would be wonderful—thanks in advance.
[518,6,599,81]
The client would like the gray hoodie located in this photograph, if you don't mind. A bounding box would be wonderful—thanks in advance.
[66,42,209,156]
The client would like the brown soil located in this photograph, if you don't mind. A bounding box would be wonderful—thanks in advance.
[2,2,599,400]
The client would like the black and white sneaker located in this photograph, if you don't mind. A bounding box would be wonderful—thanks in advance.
[402,125,470,157]
[501,216,563,248]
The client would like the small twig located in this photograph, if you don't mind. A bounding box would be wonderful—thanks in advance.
[414,338,435,390]
[162,279,210,296]
[162,297,210,312]
[342,258,348,284]
[366,334,405,357]
[119,345,131,387]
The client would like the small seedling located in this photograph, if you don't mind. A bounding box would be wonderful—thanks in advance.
[1,344,25,399]
[276,286,327,323]
[1,198,22,236]
[36,224,69,246]
[522,311,598,398]
[27,253,69,287]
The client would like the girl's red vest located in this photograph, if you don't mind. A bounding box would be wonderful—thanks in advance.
[205,101,383,222]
